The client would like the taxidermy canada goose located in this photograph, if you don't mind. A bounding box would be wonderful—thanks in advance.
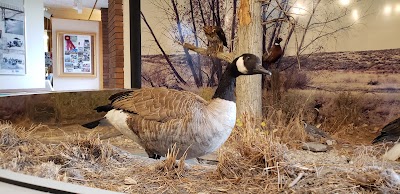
[82,53,272,159]
[372,117,400,161]
[262,37,283,68]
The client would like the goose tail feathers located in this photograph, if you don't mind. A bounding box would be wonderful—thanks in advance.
[82,118,110,129]
[372,134,385,144]
[94,104,113,112]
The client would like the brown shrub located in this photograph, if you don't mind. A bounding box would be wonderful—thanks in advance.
[282,69,311,90]
[318,91,378,134]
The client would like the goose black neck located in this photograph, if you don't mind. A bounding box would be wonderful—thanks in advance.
[212,64,239,102]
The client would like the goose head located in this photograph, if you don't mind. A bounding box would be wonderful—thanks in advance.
[233,53,272,76]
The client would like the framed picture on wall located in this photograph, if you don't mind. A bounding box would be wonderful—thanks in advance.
[0,1,26,75]
[57,31,96,77]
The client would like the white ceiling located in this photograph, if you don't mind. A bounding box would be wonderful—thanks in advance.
[43,0,108,9]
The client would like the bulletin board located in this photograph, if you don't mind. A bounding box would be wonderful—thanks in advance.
[57,31,96,77]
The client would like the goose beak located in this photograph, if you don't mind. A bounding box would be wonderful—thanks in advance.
[254,65,272,75]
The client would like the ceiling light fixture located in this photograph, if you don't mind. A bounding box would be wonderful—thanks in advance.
[352,9,359,20]
[339,0,350,6]
[395,4,400,14]
[73,0,83,14]
[383,5,392,16]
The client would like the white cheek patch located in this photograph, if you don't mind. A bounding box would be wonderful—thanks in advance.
[274,42,280,45]
[236,57,248,74]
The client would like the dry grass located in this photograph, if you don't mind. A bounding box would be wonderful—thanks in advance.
[218,114,400,193]
[308,70,400,92]
[263,88,400,145]
[1,117,400,193]
[282,69,311,90]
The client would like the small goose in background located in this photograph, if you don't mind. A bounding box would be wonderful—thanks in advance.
[372,117,400,161]
[301,120,330,140]
[83,54,272,160]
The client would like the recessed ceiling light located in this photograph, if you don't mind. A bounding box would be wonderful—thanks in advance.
[339,0,350,6]
[395,4,400,13]
[352,9,359,20]
[383,5,392,16]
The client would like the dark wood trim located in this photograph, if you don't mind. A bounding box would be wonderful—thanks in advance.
[129,0,141,89]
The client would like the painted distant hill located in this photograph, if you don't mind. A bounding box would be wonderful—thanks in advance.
[280,48,400,73]
[141,48,400,87]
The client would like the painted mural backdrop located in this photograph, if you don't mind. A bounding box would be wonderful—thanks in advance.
[0,2,25,75]
[140,0,400,145]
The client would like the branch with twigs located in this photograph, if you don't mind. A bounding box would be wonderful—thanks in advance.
[288,171,306,188]
[262,17,288,25]
[181,43,236,63]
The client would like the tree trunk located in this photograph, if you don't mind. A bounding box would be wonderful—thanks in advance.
[190,0,203,85]
[207,58,222,86]
[236,0,263,118]
[230,0,238,52]
[197,0,206,26]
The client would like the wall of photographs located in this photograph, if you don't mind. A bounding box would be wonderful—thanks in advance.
[0,2,25,75]
[62,34,93,74]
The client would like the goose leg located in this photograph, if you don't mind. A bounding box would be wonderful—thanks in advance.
[146,149,161,160]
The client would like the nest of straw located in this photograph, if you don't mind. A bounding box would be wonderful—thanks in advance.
[0,121,399,193]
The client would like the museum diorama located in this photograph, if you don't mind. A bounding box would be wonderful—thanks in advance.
[0,0,399,193]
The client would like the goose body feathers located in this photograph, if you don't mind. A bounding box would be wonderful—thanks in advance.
[104,88,236,159]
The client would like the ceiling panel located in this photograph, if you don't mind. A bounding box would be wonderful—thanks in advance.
[43,0,108,9]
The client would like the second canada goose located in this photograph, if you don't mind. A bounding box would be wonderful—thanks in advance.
[373,117,400,144]
[372,117,400,161]
[83,53,272,159]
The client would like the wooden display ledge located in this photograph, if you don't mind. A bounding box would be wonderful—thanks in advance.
[0,88,131,97]
[0,169,122,194]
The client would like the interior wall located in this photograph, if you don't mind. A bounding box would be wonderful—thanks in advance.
[123,0,131,89]
[51,18,100,91]
[47,7,101,21]
[0,0,45,90]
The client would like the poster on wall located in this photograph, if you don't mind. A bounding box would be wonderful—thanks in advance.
[57,32,95,77]
[0,3,25,75]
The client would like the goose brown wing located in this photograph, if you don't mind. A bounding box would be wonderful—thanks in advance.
[109,88,208,122]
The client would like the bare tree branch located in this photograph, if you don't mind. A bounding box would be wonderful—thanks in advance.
[190,0,203,84]
[182,43,235,63]
[262,17,288,25]
[141,11,187,85]
[197,0,207,26]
